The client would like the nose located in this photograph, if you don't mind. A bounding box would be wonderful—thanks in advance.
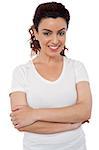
[51,34,59,45]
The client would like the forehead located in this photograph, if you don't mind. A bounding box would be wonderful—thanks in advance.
[38,17,67,31]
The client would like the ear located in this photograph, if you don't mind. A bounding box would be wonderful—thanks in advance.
[33,27,39,40]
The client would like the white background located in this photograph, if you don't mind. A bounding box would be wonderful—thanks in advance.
[0,0,98,149]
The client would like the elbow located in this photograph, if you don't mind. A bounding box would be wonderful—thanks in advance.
[81,110,92,122]
[80,101,92,122]
[18,128,24,132]
[85,105,92,120]
[86,111,92,120]
[87,111,91,120]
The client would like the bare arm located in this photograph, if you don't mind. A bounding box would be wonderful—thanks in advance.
[18,121,81,134]
[10,92,81,133]
[10,82,92,130]
[36,82,92,123]
[10,91,28,111]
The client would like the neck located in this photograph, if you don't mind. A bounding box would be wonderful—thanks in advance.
[37,52,63,64]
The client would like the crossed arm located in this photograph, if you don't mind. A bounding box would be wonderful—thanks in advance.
[10,93,82,134]
[18,121,82,134]
[10,81,92,134]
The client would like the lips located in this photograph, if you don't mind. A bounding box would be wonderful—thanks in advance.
[48,45,60,51]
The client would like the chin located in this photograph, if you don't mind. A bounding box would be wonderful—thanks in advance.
[47,52,61,57]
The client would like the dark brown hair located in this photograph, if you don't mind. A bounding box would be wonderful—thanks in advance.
[29,2,70,56]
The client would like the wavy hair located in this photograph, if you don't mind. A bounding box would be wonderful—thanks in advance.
[29,2,70,56]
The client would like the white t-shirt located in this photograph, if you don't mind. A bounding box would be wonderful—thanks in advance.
[9,56,89,150]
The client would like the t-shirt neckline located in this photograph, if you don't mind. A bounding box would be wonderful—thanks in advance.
[30,56,66,84]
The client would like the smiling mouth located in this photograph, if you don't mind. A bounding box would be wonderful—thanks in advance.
[48,45,60,51]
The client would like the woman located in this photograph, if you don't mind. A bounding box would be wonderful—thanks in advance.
[9,2,92,150]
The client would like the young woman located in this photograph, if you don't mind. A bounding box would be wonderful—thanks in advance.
[9,2,92,150]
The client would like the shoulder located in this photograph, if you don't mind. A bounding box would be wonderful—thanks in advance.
[65,57,85,68]
[12,60,31,77]
[66,57,89,82]
[65,57,83,65]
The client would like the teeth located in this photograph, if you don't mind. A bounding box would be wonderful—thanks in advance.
[49,46,59,49]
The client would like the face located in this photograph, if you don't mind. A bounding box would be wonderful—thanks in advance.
[34,17,67,57]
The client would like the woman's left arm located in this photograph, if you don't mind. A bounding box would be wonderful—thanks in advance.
[37,81,92,123]
[11,81,92,127]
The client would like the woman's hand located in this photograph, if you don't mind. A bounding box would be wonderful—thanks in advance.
[10,105,37,129]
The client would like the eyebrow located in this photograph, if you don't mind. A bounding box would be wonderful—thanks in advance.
[42,28,66,32]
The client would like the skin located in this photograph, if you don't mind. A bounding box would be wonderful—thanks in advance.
[33,17,67,63]
[10,17,92,133]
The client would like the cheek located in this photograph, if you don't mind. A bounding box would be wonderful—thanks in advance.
[61,37,65,42]
[39,37,49,46]
[60,37,66,44]
[39,39,48,48]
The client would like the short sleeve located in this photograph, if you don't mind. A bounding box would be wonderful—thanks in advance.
[9,66,26,96]
[74,61,89,83]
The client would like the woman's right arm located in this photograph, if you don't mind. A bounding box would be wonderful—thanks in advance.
[18,121,81,134]
[10,92,81,134]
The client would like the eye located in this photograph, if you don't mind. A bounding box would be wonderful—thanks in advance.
[43,32,51,36]
[59,31,65,36]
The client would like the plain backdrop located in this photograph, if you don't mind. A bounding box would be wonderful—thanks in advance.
[0,0,98,149]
